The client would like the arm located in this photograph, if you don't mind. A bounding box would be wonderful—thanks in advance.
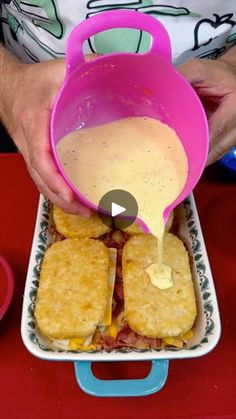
[178,45,236,165]
[0,45,91,215]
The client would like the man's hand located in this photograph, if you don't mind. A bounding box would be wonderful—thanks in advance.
[0,49,91,215]
[178,53,236,165]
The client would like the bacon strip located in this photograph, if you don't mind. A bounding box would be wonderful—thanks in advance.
[99,325,162,349]
[98,230,163,349]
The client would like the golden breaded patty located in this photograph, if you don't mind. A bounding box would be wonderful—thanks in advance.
[122,233,196,338]
[122,211,174,235]
[35,238,109,339]
[122,222,144,235]
[53,206,111,238]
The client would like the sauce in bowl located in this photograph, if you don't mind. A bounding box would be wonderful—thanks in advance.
[57,116,188,288]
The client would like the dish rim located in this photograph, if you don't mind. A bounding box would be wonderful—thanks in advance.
[21,193,221,361]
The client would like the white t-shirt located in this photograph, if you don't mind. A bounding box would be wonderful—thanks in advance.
[1,1,236,65]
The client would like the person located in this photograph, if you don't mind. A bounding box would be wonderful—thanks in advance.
[0,1,236,214]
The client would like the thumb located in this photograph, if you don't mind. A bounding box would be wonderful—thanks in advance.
[207,102,236,165]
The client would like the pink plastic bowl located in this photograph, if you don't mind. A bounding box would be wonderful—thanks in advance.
[50,10,209,222]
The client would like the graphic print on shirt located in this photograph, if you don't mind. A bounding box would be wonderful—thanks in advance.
[85,1,194,54]
[196,46,226,60]
[2,0,64,60]
[13,0,64,38]
[192,13,236,51]
[1,1,236,63]
[227,31,236,44]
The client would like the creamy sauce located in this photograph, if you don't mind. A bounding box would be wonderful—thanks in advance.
[57,117,188,289]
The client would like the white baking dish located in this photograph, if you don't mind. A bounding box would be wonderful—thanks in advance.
[21,194,221,397]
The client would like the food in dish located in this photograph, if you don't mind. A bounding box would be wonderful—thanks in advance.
[34,206,196,351]
[122,210,174,235]
[123,233,197,338]
[57,116,188,289]
[35,238,110,339]
[53,206,111,238]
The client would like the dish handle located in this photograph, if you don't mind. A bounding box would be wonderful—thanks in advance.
[74,359,169,397]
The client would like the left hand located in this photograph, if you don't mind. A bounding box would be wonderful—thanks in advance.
[178,56,236,165]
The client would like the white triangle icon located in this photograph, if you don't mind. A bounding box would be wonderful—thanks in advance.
[111,202,126,217]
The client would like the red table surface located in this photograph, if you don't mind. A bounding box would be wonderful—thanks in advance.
[0,154,236,419]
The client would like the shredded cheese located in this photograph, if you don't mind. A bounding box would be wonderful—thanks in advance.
[108,322,118,339]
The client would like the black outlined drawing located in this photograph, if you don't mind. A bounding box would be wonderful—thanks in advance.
[86,1,191,54]
[12,0,64,39]
[192,13,235,51]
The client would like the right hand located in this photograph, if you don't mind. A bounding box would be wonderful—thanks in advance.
[178,56,236,165]
[0,57,91,215]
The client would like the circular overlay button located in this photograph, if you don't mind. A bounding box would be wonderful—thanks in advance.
[98,189,138,229]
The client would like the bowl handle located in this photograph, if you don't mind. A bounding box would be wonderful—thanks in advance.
[66,10,171,77]
[74,359,169,397]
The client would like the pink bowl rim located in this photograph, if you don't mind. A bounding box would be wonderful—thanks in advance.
[50,52,209,228]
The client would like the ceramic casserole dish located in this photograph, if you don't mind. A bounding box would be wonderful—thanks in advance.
[21,193,221,397]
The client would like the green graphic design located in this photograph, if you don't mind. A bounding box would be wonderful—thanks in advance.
[7,10,64,58]
[227,32,236,43]
[86,2,198,54]
[22,21,64,56]
[192,13,235,51]
[7,12,21,35]
[94,28,150,53]
[12,0,64,38]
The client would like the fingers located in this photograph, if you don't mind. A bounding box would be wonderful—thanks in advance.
[178,58,220,84]
[22,113,91,215]
[1,58,92,215]
[179,57,236,166]
[207,118,236,166]
[28,140,73,201]
[178,58,236,96]
[29,151,92,215]
[24,111,70,192]
[206,99,236,165]
[28,162,91,215]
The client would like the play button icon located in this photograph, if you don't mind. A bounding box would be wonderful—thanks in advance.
[98,189,138,229]
[111,202,126,217]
